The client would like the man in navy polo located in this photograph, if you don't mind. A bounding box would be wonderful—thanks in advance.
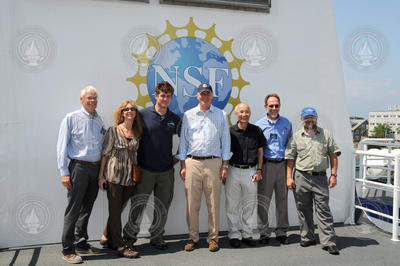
[123,81,181,250]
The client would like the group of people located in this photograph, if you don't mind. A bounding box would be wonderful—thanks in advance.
[56,82,341,264]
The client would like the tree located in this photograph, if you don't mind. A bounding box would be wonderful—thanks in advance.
[371,123,393,138]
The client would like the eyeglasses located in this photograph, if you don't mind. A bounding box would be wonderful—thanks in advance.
[268,104,280,108]
[123,107,137,112]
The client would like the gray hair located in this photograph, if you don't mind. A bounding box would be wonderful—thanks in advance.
[80,85,98,98]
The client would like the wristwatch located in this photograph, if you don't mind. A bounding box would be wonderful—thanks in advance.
[257,168,262,172]
[222,164,229,169]
[331,173,337,177]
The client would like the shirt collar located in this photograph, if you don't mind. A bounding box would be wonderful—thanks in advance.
[267,114,280,124]
[195,104,215,114]
[151,105,170,116]
[300,126,322,136]
[233,122,248,132]
[81,107,97,118]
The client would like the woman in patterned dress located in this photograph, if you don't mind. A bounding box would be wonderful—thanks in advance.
[98,100,143,258]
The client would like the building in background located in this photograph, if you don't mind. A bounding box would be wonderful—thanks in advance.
[369,106,400,140]
[350,116,368,142]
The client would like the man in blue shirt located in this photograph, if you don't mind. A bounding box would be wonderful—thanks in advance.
[256,93,292,245]
[123,81,181,250]
[57,86,105,264]
[178,83,232,252]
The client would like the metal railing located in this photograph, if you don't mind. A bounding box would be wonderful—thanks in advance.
[354,138,400,241]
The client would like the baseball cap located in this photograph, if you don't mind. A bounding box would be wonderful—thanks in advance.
[301,107,318,118]
[197,83,213,93]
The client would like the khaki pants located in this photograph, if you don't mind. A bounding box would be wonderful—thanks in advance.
[184,157,222,243]
[225,166,257,239]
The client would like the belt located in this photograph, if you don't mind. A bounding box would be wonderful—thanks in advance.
[298,170,326,176]
[230,164,256,169]
[265,158,285,163]
[71,159,100,166]
[187,155,219,160]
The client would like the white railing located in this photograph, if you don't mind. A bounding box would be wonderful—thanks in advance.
[354,138,400,241]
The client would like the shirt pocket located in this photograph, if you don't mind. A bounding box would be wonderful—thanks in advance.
[296,142,309,157]
[315,139,328,156]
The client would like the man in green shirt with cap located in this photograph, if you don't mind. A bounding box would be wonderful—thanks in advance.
[285,107,340,255]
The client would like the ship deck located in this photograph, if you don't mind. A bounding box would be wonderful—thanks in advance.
[1,217,399,266]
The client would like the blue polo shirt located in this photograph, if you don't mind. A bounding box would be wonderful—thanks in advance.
[137,105,181,172]
[256,115,292,159]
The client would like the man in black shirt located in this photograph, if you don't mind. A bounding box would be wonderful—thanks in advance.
[123,81,181,250]
[225,102,266,248]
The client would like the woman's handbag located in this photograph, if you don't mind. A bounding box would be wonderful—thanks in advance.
[132,164,142,183]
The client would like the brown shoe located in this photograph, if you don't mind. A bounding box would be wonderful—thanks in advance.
[184,240,198,252]
[117,247,139,258]
[61,253,83,264]
[208,239,219,252]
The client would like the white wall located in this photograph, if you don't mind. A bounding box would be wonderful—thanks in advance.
[0,0,352,248]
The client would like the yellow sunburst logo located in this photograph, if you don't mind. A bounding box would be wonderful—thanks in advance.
[127,17,249,124]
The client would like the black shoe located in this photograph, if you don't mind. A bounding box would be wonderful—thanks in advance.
[323,245,340,255]
[150,239,168,250]
[300,240,316,247]
[276,235,289,245]
[259,236,270,245]
[242,237,256,247]
[229,238,241,248]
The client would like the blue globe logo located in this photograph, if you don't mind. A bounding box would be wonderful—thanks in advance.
[147,37,232,117]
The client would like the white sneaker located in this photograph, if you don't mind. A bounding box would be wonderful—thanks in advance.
[61,254,83,264]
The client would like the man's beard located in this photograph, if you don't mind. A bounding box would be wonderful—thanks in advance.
[304,123,316,130]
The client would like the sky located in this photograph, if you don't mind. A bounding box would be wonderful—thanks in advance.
[333,0,400,118]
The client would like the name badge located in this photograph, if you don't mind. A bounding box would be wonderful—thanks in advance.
[270,133,278,139]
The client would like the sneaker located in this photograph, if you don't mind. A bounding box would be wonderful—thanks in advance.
[184,240,198,252]
[276,235,290,245]
[117,246,139,258]
[208,239,219,252]
[150,238,168,250]
[61,253,83,264]
[75,242,97,254]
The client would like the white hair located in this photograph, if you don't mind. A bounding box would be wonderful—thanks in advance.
[80,85,98,98]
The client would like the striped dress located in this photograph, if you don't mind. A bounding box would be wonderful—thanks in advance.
[102,126,139,186]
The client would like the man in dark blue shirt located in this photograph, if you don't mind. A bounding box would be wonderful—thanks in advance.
[123,81,181,250]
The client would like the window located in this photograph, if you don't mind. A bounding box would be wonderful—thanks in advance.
[160,0,271,12]
[377,115,382,118]
[383,115,388,118]
[370,115,375,118]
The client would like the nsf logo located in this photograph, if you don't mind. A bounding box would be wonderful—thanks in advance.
[147,37,232,117]
[127,18,249,124]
